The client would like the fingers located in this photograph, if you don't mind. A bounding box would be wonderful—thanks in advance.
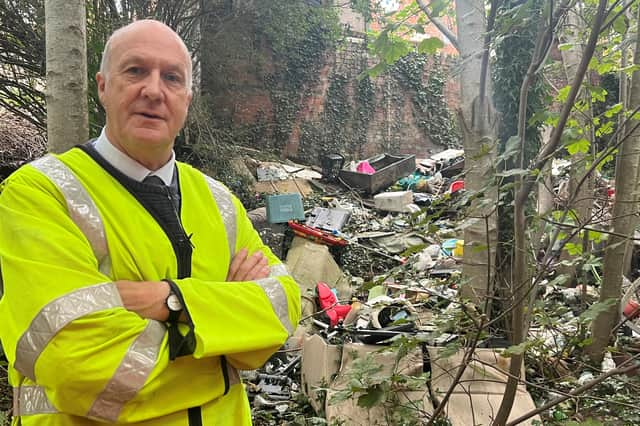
[226,248,247,281]
[227,249,270,281]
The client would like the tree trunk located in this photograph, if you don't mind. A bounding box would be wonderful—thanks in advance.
[455,0,499,309]
[621,13,637,277]
[587,8,640,363]
[537,127,555,216]
[45,0,88,152]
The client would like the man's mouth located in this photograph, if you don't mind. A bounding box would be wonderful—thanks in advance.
[137,112,163,120]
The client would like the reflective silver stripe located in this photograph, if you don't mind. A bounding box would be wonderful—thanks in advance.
[87,320,165,421]
[204,175,237,256]
[15,283,122,381]
[255,277,294,334]
[269,263,289,277]
[13,385,58,415]
[227,363,240,387]
[31,155,112,276]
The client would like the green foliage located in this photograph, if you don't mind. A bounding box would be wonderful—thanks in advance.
[297,45,376,163]
[364,0,454,73]
[492,0,548,288]
[329,345,430,425]
[418,37,445,55]
[577,299,617,324]
[492,0,547,166]
[352,75,376,157]
[258,1,340,151]
[502,340,539,356]
[392,54,460,148]
[297,47,458,163]
[563,420,603,426]
[372,31,412,65]
[349,0,372,22]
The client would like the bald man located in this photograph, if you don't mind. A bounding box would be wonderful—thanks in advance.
[0,20,300,425]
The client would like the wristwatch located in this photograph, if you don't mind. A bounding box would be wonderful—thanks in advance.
[165,291,183,323]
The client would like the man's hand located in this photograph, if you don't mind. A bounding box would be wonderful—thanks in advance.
[115,280,171,321]
[227,248,270,281]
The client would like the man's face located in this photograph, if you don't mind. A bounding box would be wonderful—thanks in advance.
[96,22,192,169]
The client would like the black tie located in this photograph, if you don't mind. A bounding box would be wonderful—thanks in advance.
[143,175,165,186]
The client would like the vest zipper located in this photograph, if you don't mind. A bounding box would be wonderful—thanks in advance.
[163,186,193,279]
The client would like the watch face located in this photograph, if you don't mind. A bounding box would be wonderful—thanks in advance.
[167,294,182,311]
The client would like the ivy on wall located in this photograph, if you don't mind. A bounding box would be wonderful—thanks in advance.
[379,75,405,153]
[492,0,547,165]
[352,74,375,157]
[195,1,459,169]
[258,1,341,150]
[297,39,377,164]
[296,47,458,165]
[491,0,547,303]
[392,53,460,148]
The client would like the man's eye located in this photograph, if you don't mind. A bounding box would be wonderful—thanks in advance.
[126,67,142,75]
[164,73,182,83]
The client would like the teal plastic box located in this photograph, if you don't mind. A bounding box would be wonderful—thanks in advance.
[266,193,305,224]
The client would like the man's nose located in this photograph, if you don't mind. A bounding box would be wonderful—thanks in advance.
[141,71,164,101]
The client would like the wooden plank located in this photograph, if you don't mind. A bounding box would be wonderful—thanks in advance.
[254,178,314,197]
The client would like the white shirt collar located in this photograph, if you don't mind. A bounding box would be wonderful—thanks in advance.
[93,128,175,185]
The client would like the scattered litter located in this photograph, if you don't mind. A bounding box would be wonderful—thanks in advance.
[244,148,608,426]
[339,153,416,194]
[305,207,350,231]
[373,190,414,212]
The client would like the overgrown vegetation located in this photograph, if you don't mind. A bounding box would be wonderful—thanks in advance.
[393,53,460,148]
[258,1,341,152]
[492,0,548,328]
[356,0,640,423]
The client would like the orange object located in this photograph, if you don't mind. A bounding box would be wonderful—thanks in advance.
[287,221,348,247]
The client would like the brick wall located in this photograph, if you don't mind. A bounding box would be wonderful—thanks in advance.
[201,8,460,164]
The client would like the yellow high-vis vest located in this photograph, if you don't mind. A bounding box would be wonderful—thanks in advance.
[0,147,301,425]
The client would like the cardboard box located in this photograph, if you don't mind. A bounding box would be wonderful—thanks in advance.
[301,336,542,425]
[301,334,432,423]
[429,347,542,425]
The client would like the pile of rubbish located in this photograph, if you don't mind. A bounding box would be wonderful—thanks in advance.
[238,149,637,425]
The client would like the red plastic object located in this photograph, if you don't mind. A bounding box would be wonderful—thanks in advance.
[624,300,640,320]
[316,282,351,327]
[449,180,464,193]
[287,221,348,247]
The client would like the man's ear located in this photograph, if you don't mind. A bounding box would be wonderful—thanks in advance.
[96,72,106,104]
